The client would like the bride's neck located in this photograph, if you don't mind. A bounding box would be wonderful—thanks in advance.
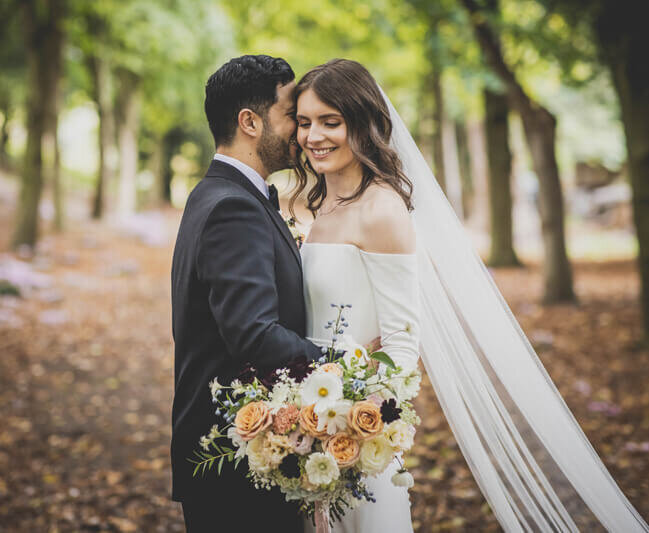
[324,165,363,200]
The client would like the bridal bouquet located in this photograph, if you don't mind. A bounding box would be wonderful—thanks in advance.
[190,304,421,528]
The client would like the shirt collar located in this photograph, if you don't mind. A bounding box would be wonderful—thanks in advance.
[213,153,269,199]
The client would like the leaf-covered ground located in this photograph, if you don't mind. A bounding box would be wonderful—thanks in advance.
[0,208,648,532]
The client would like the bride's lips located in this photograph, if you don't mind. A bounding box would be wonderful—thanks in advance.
[308,147,337,160]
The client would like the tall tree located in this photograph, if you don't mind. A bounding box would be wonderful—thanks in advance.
[485,88,520,266]
[13,0,65,248]
[540,0,649,338]
[462,0,574,303]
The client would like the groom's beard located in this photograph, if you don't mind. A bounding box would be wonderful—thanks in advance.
[257,122,292,175]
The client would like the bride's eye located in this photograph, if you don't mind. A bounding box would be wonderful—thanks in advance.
[325,122,340,128]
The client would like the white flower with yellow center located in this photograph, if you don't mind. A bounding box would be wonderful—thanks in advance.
[338,335,369,367]
[305,452,340,485]
[314,399,352,435]
[300,371,343,411]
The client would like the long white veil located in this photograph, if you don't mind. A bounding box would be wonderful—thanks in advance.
[381,88,649,532]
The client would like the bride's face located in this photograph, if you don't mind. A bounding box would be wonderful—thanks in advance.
[296,89,357,176]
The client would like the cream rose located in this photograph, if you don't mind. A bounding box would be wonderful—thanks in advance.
[324,433,361,467]
[359,436,394,476]
[234,401,273,441]
[383,420,415,451]
[246,434,272,473]
[347,401,384,440]
[299,404,329,439]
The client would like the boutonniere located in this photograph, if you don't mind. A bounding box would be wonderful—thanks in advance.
[280,211,305,249]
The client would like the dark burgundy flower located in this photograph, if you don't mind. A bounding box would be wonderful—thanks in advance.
[286,355,313,383]
[259,368,281,390]
[380,398,402,423]
[236,363,257,385]
[279,454,301,479]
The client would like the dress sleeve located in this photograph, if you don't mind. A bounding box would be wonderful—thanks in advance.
[359,250,421,372]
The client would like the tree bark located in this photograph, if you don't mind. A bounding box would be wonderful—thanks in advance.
[595,3,649,340]
[0,96,10,170]
[462,0,574,302]
[88,53,116,219]
[13,0,64,248]
[431,68,447,193]
[442,116,464,218]
[456,119,473,218]
[115,68,140,216]
[485,89,520,267]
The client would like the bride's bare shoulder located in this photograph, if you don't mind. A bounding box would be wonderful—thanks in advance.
[355,183,415,254]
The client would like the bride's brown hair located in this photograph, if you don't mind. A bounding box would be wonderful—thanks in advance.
[289,59,413,218]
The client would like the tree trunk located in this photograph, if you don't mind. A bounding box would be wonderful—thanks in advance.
[595,4,649,340]
[13,0,64,248]
[431,68,447,192]
[456,120,473,218]
[442,116,464,218]
[467,119,489,232]
[0,96,10,170]
[462,0,574,302]
[115,68,140,216]
[485,89,520,267]
[159,127,184,204]
[89,53,116,219]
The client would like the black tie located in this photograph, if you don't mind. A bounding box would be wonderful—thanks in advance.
[268,184,280,211]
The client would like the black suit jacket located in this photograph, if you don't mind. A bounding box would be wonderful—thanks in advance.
[170,160,320,512]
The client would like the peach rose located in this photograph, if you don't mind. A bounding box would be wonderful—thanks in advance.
[234,401,273,441]
[324,433,360,467]
[347,401,384,440]
[272,404,300,434]
[319,363,343,377]
[299,404,329,439]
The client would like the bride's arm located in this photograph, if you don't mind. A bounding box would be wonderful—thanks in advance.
[357,188,420,371]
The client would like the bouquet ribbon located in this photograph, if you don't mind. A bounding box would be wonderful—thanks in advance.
[315,501,331,533]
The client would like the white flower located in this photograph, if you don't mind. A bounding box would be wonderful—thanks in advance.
[230,379,245,395]
[227,426,248,459]
[199,436,211,451]
[209,378,224,397]
[267,381,295,413]
[391,470,414,488]
[359,436,394,476]
[314,399,352,435]
[390,370,421,401]
[305,452,340,485]
[338,335,369,367]
[300,371,343,410]
[383,420,415,451]
[246,435,272,473]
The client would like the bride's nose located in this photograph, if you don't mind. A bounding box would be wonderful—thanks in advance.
[307,125,326,144]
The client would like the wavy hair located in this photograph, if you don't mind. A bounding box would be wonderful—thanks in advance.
[289,59,413,218]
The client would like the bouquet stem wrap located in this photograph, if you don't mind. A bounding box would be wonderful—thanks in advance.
[315,501,331,533]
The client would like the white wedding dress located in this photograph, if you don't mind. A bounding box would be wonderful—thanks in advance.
[300,241,420,533]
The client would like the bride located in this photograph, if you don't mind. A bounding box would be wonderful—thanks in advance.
[291,59,648,532]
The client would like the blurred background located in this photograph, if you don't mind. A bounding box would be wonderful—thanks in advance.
[1,0,648,531]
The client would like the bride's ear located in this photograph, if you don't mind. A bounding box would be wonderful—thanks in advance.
[238,108,261,139]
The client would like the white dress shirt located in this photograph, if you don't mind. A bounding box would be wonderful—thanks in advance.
[213,153,269,199]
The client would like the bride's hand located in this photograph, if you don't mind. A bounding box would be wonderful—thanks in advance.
[365,336,381,353]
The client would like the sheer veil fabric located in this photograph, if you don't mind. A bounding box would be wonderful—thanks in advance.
[380,88,649,532]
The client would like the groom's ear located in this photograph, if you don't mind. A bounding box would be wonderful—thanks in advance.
[237,108,262,139]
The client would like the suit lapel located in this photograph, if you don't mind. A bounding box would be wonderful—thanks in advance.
[205,160,302,270]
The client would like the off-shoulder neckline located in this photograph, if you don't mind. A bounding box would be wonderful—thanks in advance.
[301,241,416,257]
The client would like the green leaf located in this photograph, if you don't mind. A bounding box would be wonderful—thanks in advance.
[218,456,224,475]
[370,351,397,370]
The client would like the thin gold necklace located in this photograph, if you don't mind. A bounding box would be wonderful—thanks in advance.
[316,200,342,217]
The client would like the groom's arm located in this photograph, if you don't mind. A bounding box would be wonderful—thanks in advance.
[196,193,321,370]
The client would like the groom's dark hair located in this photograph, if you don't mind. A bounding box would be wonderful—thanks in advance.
[205,55,295,148]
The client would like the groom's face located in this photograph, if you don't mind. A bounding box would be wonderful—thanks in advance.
[256,81,297,175]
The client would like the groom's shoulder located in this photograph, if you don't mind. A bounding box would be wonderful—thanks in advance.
[186,174,258,212]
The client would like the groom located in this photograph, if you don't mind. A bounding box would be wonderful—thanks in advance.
[171,55,321,532]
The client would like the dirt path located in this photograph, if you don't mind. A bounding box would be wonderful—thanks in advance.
[0,209,647,532]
